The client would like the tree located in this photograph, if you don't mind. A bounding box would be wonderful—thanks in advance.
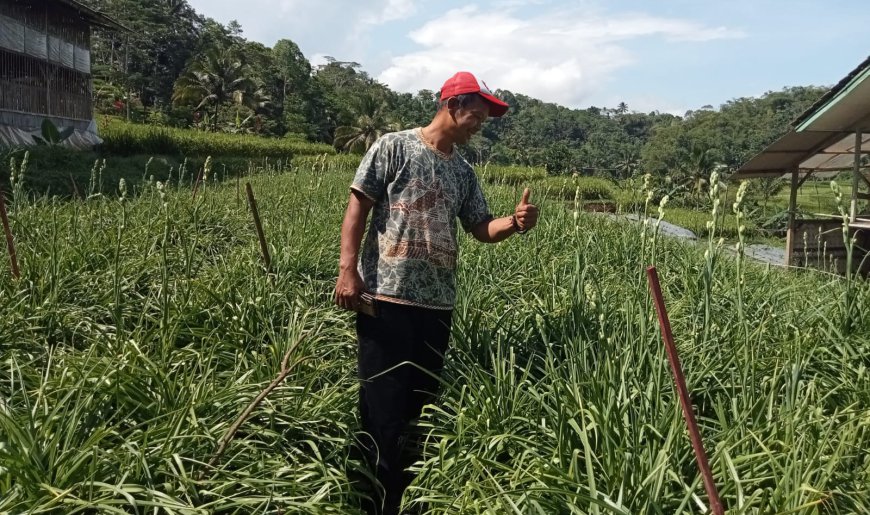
[271,39,316,137]
[272,40,311,102]
[89,0,203,109]
[172,47,266,131]
[616,150,640,179]
[683,143,718,200]
[333,94,397,154]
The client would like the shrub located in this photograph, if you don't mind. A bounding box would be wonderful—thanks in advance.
[99,118,334,158]
[477,165,547,186]
[0,146,284,198]
[538,176,617,201]
[291,154,361,174]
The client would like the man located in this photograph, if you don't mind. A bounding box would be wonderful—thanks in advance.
[334,71,539,514]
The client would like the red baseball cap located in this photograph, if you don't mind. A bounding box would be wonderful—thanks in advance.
[440,71,509,117]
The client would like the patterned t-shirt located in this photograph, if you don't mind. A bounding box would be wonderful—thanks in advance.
[350,128,492,309]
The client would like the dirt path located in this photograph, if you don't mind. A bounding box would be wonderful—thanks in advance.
[592,212,787,266]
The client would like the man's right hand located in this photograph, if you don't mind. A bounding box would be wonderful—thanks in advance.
[335,268,366,311]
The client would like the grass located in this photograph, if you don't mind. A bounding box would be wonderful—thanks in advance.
[477,165,548,186]
[658,207,755,240]
[99,117,336,158]
[780,179,854,217]
[1,160,869,513]
[0,146,344,199]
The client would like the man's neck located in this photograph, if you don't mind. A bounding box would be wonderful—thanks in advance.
[421,119,457,155]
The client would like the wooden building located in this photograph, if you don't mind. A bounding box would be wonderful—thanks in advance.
[0,0,126,147]
[732,56,870,274]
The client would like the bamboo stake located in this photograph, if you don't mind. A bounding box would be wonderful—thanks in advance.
[191,167,204,200]
[69,173,82,200]
[205,335,305,471]
[0,188,20,279]
[245,182,271,271]
[646,266,724,515]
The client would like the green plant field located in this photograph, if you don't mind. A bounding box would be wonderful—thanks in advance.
[778,180,854,217]
[477,165,548,186]
[99,118,335,158]
[1,162,869,513]
[1,146,299,198]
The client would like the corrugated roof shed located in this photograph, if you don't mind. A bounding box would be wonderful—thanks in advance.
[733,56,870,180]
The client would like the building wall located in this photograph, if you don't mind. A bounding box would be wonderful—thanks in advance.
[0,0,93,129]
[789,219,870,275]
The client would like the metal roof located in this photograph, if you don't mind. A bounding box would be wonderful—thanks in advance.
[794,55,870,129]
[733,131,870,179]
[56,0,131,32]
[733,56,870,180]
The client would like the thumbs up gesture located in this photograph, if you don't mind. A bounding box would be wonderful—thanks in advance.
[513,188,539,233]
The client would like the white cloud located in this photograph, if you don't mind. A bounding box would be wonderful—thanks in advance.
[360,0,417,26]
[187,0,417,55]
[378,5,744,107]
[490,0,550,8]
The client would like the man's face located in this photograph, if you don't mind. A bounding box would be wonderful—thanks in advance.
[449,95,490,144]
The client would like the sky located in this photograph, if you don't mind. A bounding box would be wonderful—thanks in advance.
[185,0,869,115]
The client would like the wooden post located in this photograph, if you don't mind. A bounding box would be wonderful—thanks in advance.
[245,182,271,271]
[43,6,50,117]
[191,167,203,199]
[0,188,21,280]
[851,131,863,223]
[647,267,724,515]
[69,173,82,200]
[785,169,799,266]
[124,34,130,122]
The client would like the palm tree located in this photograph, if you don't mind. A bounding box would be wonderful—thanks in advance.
[615,149,639,179]
[172,47,266,131]
[683,143,717,199]
[333,95,397,154]
[616,101,628,115]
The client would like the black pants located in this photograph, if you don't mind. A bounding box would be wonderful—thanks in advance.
[355,301,453,515]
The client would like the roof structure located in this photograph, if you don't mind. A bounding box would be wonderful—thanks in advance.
[733,56,870,180]
[56,0,130,32]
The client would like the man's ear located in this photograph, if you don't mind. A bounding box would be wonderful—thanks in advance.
[445,96,460,110]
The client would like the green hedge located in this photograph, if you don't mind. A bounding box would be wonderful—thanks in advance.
[99,119,335,158]
[291,154,361,174]
[0,147,290,198]
[538,176,617,201]
[477,165,547,185]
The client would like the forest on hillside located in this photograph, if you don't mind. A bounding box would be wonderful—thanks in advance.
[84,0,828,185]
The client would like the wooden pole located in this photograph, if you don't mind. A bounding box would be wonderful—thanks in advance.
[785,169,799,266]
[852,131,863,223]
[69,173,82,200]
[191,167,203,199]
[0,188,21,280]
[124,34,130,122]
[646,267,724,515]
[245,182,271,271]
[205,335,304,472]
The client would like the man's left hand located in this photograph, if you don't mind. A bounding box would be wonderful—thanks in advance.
[514,188,539,232]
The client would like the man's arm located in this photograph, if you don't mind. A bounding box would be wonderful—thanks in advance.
[470,216,517,243]
[335,190,375,311]
[470,188,538,244]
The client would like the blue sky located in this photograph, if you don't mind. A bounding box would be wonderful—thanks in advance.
[185,0,869,115]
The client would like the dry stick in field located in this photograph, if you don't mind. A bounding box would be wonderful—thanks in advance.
[245,182,272,272]
[205,335,306,471]
[646,267,724,515]
[0,188,20,279]
[69,174,82,200]
[192,167,204,199]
